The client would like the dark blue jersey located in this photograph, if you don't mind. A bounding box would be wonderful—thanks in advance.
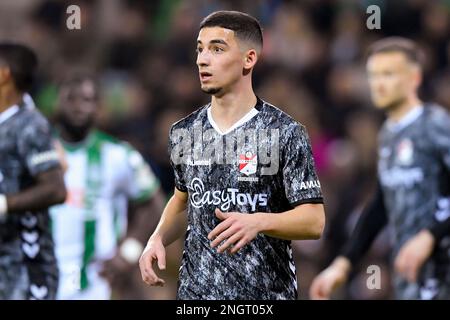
[0,103,60,299]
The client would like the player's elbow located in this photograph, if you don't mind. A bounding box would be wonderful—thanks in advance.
[53,184,67,204]
[311,210,325,240]
[307,206,325,240]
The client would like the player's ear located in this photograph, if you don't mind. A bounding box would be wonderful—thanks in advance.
[243,49,258,71]
[0,66,11,85]
[410,63,422,91]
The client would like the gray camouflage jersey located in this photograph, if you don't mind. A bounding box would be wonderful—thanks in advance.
[0,103,60,299]
[378,104,450,299]
[169,98,323,299]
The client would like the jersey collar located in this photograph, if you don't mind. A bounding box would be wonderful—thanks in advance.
[207,97,262,136]
[386,105,424,133]
[0,104,20,125]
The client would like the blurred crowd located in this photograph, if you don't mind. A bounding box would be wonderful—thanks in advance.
[0,0,449,299]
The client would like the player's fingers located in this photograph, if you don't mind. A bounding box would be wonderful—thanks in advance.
[141,254,161,285]
[310,278,327,299]
[217,233,242,253]
[210,225,238,248]
[230,236,249,254]
[208,218,233,240]
[156,247,166,270]
[139,254,153,284]
[215,208,230,220]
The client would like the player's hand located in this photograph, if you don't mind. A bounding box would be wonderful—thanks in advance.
[309,257,351,300]
[139,235,166,286]
[394,229,435,283]
[100,254,133,288]
[208,208,262,254]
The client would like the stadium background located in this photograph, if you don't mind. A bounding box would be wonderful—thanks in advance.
[0,0,449,299]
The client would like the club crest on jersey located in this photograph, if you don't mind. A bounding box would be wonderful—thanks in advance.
[238,151,257,176]
[396,139,414,166]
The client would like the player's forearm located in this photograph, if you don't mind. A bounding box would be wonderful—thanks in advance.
[5,168,66,213]
[126,189,166,245]
[150,192,188,247]
[258,203,325,240]
[340,183,387,265]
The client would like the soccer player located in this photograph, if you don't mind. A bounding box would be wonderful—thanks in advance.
[50,74,166,299]
[139,11,325,299]
[310,37,450,300]
[0,43,67,299]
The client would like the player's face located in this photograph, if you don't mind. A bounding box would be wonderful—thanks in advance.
[58,80,98,129]
[367,52,419,110]
[196,27,247,95]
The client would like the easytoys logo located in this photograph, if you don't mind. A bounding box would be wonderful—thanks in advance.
[188,178,267,211]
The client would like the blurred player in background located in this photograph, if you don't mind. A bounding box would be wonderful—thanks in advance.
[139,11,325,299]
[310,37,450,300]
[0,43,67,299]
[49,74,165,299]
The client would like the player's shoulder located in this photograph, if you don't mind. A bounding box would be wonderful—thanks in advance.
[424,103,450,121]
[170,104,209,132]
[93,130,137,154]
[93,130,147,167]
[17,106,50,128]
[259,99,307,135]
[15,107,52,141]
[423,103,450,130]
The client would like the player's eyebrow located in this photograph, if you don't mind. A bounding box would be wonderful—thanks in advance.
[197,39,229,46]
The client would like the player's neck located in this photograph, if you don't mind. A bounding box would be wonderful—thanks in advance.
[210,86,257,132]
[0,86,22,114]
[387,96,422,123]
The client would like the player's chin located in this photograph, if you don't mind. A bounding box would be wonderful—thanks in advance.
[372,99,391,109]
[201,85,222,95]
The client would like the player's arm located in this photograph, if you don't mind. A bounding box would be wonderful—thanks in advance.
[209,203,325,254]
[100,188,167,285]
[310,182,388,299]
[2,167,66,214]
[396,216,450,283]
[139,188,188,286]
[395,107,450,282]
[124,188,167,247]
[0,115,67,216]
[259,203,325,240]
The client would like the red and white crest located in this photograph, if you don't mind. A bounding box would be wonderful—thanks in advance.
[238,151,257,176]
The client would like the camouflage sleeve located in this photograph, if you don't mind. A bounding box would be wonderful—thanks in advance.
[282,124,323,206]
[428,107,450,171]
[425,107,450,241]
[168,125,187,192]
[17,112,60,177]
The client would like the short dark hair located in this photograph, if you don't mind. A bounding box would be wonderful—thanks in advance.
[367,37,424,66]
[0,43,38,92]
[200,10,263,52]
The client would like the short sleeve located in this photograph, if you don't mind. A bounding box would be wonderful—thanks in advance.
[168,125,187,192]
[124,146,160,202]
[428,107,450,172]
[17,112,60,176]
[282,124,323,206]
